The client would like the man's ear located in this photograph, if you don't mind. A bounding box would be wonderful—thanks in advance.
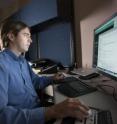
[7,32,15,42]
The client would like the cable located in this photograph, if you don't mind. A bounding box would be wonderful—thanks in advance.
[96,84,117,102]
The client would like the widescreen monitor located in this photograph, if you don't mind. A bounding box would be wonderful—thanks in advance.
[93,13,117,79]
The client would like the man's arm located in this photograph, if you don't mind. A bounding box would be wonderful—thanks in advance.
[27,62,52,90]
[0,106,45,124]
[0,64,45,124]
[27,62,65,90]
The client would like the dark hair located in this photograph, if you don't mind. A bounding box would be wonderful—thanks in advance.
[1,20,29,47]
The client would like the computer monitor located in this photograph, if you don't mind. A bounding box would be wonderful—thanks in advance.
[93,13,117,79]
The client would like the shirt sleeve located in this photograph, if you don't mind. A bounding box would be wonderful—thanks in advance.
[0,64,45,124]
[27,62,53,90]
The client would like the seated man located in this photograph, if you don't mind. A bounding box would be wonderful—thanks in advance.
[0,20,89,124]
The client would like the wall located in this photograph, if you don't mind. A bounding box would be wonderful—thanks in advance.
[74,0,117,68]
[0,0,29,22]
[27,22,74,67]
[38,22,73,67]
[12,0,57,26]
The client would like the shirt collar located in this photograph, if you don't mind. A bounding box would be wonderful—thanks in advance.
[4,49,25,61]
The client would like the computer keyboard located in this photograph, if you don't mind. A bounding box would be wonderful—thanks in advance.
[97,111,113,124]
[57,77,97,97]
[61,108,113,124]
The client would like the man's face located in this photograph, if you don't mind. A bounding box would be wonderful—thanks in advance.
[12,27,32,53]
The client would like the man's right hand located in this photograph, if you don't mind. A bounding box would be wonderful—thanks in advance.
[45,98,89,122]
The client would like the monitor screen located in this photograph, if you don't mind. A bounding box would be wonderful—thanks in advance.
[93,13,117,79]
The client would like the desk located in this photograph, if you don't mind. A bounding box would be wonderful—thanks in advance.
[35,67,117,123]
[53,79,117,124]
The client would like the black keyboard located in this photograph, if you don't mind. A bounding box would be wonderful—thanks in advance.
[98,111,113,124]
[61,109,113,124]
[57,77,97,97]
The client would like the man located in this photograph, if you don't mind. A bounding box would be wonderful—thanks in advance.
[0,20,89,124]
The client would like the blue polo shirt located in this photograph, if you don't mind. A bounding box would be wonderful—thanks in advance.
[0,49,52,124]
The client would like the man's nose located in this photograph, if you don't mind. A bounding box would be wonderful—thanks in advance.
[28,38,32,43]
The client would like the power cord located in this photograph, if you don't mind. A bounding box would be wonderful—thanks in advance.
[96,84,117,102]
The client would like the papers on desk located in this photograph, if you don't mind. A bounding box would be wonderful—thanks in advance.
[32,68,41,74]
[61,72,72,78]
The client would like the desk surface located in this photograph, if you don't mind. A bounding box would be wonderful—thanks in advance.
[53,80,117,124]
